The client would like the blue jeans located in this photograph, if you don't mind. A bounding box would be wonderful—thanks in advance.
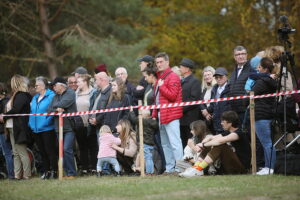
[63,132,77,176]
[144,144,154,174]
[97,157,120,173]
[159,119,183,172]
[255,120,276,169]
[0,134,14,179]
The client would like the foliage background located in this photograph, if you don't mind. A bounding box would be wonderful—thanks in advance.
[0,0,299,83]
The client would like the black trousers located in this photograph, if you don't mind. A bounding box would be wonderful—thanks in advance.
[75,127,98,170]
[34,130,58,171]
[180,125,193,150]
[117,152,134,174]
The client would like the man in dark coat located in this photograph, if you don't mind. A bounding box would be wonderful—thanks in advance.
[179,58,202,149]
[134,55,154,103]
[207,67,231,134]
[229,46,252,123]
[48,77,77,178]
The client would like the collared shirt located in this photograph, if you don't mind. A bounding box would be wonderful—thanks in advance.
[216,82,227,99]
[237,66,243,78]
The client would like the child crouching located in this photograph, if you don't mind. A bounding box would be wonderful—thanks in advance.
[96,125,121,176]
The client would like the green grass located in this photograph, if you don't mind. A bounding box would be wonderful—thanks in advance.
[0,175,299,200]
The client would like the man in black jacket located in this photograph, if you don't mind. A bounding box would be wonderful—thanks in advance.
[179,58,202,149]
[89,72,112,135]
[134,55,154,103]
[208,67,231,134]
[229,46,252,123]
[48,77,77,178]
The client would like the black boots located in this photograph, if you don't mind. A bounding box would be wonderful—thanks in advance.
[40,171,50,180]
[41,171,57,179]
[49,171,57,179]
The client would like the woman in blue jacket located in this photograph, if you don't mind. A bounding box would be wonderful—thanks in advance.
[29,76,57,179]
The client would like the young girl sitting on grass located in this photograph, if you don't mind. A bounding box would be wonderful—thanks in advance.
[176,120,217,174]
[96,125,121,176]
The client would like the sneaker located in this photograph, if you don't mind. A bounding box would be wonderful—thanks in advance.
[179,167,204,178]
[256,167,274,175]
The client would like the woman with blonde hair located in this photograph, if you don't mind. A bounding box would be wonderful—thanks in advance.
[0,75,32,180]
[200,66,216,128]
[111,119,137,174]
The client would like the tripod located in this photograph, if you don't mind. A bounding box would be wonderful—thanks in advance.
[271,16,298,176]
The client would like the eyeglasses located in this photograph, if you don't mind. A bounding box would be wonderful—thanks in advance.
[68,81,77,84]
[234,53,247,56]
[116,73,126,76]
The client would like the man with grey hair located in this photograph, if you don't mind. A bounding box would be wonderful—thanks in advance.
[229,45,252,123]
[48,77,77,178]
[115,67,135,104]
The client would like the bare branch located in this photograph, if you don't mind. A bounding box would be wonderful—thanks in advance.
[8,22,41,41]
[48,0,68,23]
[51,25,76,40]
[0,55,46,63]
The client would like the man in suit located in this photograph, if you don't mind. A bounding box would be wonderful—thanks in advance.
[179,58,202,149]
[229,45,252,123]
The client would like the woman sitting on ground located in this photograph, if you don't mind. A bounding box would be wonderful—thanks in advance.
[111,119,137,175]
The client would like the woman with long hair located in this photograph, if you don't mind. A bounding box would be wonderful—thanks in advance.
[111,119,137,174]
[28,76,57,179]
[200,66,216,131]
[0,75,32,180]
[176,120,211,172]
[75,74,98,175]
[103,77,131,132]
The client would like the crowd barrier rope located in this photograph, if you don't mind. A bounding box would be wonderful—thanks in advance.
[2,89,300,118]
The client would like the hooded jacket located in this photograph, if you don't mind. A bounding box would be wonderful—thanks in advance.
[29,89,55,133]
[152,68,183,124]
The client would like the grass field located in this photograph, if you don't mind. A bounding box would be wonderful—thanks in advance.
[0,175,299,200]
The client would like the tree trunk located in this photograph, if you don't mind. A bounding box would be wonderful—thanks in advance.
[38,0,57,79]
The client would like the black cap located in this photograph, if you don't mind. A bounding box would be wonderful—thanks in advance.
[137,55,154,63]
[51,77,67,85]
[74,66,88,74]
[179,58,195,69]
[214,67,228,76]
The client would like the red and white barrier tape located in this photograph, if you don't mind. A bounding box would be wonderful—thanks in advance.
[3,89,300,117]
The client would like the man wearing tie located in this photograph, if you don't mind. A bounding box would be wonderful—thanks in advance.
[229,46,252,123]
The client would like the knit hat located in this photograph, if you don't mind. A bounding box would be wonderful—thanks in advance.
[250,56,262,70]
[94,64,108,74]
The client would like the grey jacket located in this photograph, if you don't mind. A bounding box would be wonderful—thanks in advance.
[48,88,77,133]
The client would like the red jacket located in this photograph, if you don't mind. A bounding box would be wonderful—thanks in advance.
[152,68,183,124]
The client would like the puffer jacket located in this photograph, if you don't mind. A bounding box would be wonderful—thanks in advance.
[229,61,252,113]
[152,68,183,124]
[252,74,277,120]
[29,89,55,133]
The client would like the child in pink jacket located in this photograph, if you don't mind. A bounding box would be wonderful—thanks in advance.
[96,125,121,176]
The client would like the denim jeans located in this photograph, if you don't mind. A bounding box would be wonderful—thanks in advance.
[0,133,14,179]
[63,131,77,176]
[144,144,154,174]
[159,119,183,172]
[255,120,276,169]
[97,157,120,173]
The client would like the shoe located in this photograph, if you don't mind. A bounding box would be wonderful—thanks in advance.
[256,167,274,175]
[96,171,102,177]
[23,176,31,180]
[49,171,57,179]
[179,167,204,178]
[41,171,51,180]
[81,170,88,176]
